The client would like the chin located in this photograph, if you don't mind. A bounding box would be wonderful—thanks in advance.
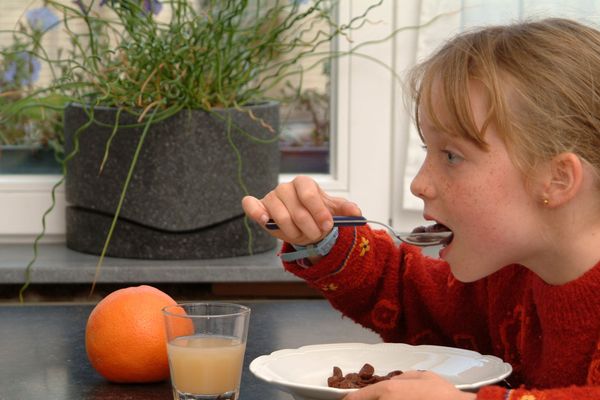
[448,261,491,283]
[450,271,480,283]
[449,258,507,282]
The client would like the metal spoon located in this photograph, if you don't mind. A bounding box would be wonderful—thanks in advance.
[265,215,452,247]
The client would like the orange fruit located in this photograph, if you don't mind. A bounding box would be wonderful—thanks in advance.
[85,285,190,383]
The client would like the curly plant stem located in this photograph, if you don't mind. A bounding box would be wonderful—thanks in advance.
[224,111,254,254]
[19,175,65,303]
[99,107,123,174]
[88,105,183,130]
[210,109,279,145]
[244,215,253,255]
[18,105,96,302]
[225,111,249,196]
[89,105,161,296]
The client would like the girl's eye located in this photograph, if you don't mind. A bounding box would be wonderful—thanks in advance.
[443,150,462,165]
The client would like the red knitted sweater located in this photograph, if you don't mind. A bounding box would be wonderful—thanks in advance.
[281,226,600,400]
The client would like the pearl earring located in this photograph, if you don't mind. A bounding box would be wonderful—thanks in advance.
[543,198,549,205]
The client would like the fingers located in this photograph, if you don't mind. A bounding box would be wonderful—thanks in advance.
[390,370,432,380]
[264,189,308,242]
[265,176,325,242]
[241,195,268,225]
[342,371,461,400]
[241,175,361,245]
[342,380,394,400]
[324,194,362,217]
[292,176,335,233]
[342,374,431,400]
[290,177,363,232]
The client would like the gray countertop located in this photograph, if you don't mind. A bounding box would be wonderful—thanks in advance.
[0,300,381,400]
[0,243,296,284]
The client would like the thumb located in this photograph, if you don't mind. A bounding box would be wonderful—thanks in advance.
[241,195,269,225]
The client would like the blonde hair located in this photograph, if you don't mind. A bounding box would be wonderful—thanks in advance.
[408,18,600,180]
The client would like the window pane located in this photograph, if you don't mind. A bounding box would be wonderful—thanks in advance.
[279,72,331,174]
[0,146,61,174]
[0,1,62,174]
[270,0,333,175]
[1,0,333,175]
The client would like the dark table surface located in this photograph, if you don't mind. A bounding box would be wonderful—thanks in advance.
[0,300,380,400]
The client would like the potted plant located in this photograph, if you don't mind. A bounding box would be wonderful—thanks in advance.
[1,0,400,296]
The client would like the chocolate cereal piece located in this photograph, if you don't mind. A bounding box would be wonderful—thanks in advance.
[408,223,452,245]
[327,363,403,389]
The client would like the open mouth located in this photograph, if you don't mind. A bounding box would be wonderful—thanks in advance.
[411,223,454,246]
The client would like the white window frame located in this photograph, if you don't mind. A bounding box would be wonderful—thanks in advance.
[0,175,66,243]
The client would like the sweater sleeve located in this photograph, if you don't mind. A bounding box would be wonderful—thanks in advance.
[281,225,600,396]
[477,385,600,399]
[466,327,600,399]
[281,225,490,347]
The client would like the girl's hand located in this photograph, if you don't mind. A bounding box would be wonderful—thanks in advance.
[343,371,477,400]
[242,175,361,245]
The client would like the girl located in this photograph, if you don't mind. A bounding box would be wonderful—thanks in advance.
[242,18,600,399]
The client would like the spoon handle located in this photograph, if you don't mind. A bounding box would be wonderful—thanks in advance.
[265,215,367,230]
[265,216,451,247]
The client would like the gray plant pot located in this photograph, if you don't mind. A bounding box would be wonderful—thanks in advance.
[63,102,280,259]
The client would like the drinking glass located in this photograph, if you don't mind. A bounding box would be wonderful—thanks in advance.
[162,302,251,400]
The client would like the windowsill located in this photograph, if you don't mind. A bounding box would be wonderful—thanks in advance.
[0,242,296,284]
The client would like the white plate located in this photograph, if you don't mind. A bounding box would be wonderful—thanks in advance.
[250,342,512,400]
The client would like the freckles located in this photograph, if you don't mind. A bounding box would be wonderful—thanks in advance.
[443,180,452,193]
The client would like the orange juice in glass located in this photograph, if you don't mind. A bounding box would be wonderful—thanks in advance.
[163,303,250,400]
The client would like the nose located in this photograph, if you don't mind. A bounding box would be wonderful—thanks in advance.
[410,162,435,200]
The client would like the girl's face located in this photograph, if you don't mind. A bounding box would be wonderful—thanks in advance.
[410,80,546,282]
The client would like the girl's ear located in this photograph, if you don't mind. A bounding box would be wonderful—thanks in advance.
[543,152,583,207]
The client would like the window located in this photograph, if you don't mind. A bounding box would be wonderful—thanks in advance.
[1,1,68,242]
